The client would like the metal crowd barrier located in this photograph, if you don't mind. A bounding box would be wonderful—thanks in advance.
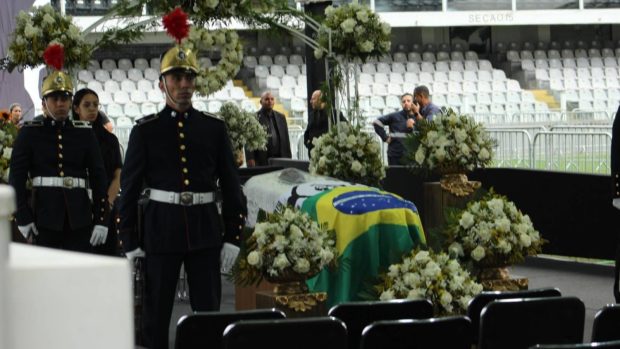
[114,114,614,175]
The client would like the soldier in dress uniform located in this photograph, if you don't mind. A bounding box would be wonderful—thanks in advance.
[9,67,109,252]
[117,44,246,348]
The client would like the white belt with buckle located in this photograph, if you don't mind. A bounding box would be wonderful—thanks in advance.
[32,176,87,189]
[147,188,214,206]
[390,132,409,139]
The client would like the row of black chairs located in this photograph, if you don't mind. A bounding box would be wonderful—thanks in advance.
[175,288,620,349]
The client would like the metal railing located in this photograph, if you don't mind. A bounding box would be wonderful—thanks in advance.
[114,113,615,175]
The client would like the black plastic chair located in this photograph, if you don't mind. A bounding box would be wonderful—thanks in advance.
[360,316,472,349]
[174,308,285,349]
[468,287,562,344]
[328,299,434,349]
[530,340,620,348]
[478,296,585,349]
[222,317,347,349]
[592,304,620,342]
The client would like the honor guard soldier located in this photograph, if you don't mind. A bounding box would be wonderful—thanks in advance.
[117,10,246,348]
[9,44,109,252]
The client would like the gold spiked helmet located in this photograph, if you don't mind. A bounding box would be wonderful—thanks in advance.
[41,71,74,98]
[160,46,199,75]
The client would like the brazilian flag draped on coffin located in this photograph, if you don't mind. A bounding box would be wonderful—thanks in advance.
[242,169,425,306]
[301,186,425,307]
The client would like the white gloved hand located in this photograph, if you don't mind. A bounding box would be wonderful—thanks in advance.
[17,223,38,240]
[220,242,240,274]
[614,198,620,210]
[89,225,108,246]
[125,247,145,260]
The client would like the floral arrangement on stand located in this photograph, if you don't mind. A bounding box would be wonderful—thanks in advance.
[309,123,385,187]
[314,2,392,126]
[0,121,18,183]
[376,249,483,316]
[444,190,545,269]
[6,4,149,72]
[218,102,267,165]
[314,2,391,62]
[404,108,497,196]
[7,5,92,71]
[231,205,338,288]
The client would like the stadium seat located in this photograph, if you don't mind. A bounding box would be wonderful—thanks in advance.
[101,58,117,71]
[104,80,120,93]
[136,79,153,92]
[106,103,124,118]
[134,58,149,71]
[141,102,157,115]
[124,102,141,118]
[120,80,136,92]
[94,69,111,82]
[130,90,146,104]
[149,58,161,70]
[87,59,100,72]
[144,68,159,81]
[127,68,143,82]
[113,91,130,105]
[78,70,94,83]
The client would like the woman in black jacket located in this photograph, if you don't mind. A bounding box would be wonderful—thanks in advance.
[73,88,123,255]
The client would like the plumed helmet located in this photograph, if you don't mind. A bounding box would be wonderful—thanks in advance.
[41,71,74,98]
[160,46,199,75]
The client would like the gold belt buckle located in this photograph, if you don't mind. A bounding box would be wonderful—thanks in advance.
[63,177,74,188]
[180,192,193,206]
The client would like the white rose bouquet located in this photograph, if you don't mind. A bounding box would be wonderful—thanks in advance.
[315,3,391,62]
[231,205,338,286]
[218,102,268,152]
[310,123,385,187]
[444,191,545,268]
[7,4,92,71]
[376,249,483,316]
[404,108,496,175]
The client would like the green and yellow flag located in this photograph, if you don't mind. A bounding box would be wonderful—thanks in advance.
[302,186,426,307]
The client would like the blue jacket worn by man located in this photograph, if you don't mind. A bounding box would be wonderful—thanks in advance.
[373,109,414,165]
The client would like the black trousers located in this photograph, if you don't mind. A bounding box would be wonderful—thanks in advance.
[36,214,92,253]
[142,247,221,349]
[388,154,404,166]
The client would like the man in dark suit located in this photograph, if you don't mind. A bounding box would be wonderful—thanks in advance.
[245,91,291,166]
[303,89,347,158]
[611,105,620,302]
[117,45,246,349]
[9,70,109,252]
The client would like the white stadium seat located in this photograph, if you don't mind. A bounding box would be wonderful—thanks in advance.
[127,68,143,82]
[104,80,120,93]
[134,58,149,71]
[101,58,117,71]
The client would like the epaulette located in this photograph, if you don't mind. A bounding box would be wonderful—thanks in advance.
[201,111,224,122]
[72,120,92,128]
[135,113,159,126]
[22,120,43,127]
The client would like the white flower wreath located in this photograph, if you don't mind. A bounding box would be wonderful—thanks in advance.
[183,27,243,96]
